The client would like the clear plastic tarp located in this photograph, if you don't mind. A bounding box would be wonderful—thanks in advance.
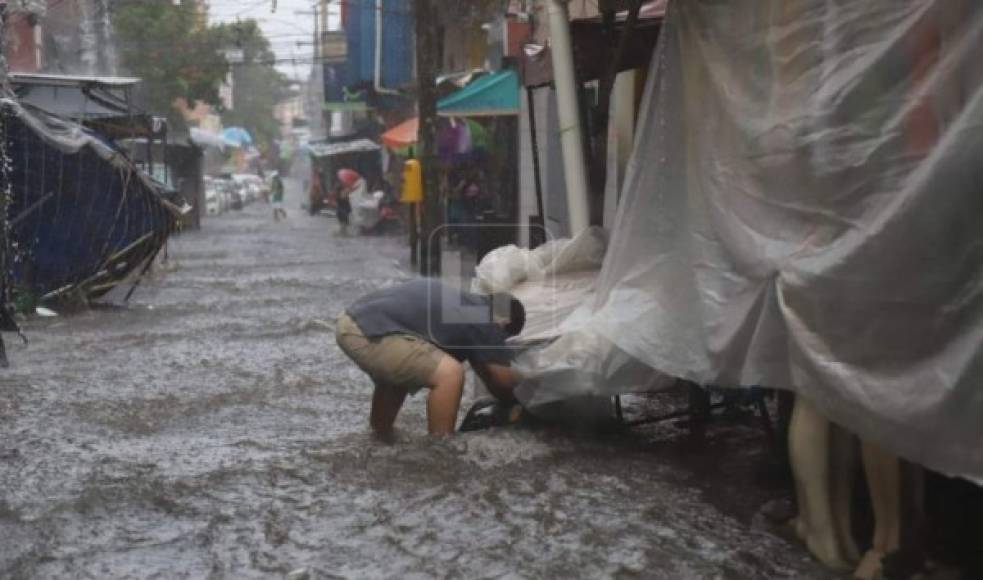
[473,226,606,342]
[514,0,983,481]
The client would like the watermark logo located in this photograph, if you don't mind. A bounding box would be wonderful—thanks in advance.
[424,222,559,352]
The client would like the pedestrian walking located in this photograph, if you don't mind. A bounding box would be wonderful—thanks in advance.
[335,278,525,437]
[271,172,286,221]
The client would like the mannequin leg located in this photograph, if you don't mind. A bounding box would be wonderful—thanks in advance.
[789,396,851,570]
[830,423,861,563]
[854,442,902,580]
[900,462,926,570]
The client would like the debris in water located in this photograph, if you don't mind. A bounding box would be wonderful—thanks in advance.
[35,306,57,317]
[285,568,309,580]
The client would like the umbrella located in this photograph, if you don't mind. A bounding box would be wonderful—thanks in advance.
[337,169,362,187]
[221,126,253,148]
[189,127,226,150]
[381,117,418,149]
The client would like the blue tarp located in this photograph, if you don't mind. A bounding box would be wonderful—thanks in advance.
[2,99,182,300]
[437,70,520,117]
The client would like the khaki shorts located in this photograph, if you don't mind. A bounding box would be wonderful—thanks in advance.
[335,312,444,395]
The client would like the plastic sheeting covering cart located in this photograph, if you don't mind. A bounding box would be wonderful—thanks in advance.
[471,227,660,422]
[512,0,983,482]
[473,227,607,342]
[348,184,385,232]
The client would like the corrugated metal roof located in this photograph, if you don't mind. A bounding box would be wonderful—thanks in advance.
[8,73,141,88]
[307,138,381,158]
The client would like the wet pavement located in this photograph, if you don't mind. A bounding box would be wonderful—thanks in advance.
[0,177,832,578]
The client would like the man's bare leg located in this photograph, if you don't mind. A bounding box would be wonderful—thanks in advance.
[426,355,464,434]
[370,382,406,440]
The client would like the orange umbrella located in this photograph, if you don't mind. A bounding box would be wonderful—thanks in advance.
[381,117,418,149]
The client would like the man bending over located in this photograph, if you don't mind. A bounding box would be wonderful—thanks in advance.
[335,278,525,437]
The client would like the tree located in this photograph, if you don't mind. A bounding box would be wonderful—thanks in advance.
[112,0,228,129]
[210,19,290,150]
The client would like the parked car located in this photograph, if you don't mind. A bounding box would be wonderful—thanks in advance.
[213,176,241,210]
[204,177,222,215]
[257,174,271,203]
[250,174,268,202]
[232,173,263,205]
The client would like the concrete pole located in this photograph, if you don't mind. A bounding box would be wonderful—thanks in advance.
[546,0,590,234]
[414,0,441,276]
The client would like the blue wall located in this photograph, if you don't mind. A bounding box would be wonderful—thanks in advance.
[323,62,349,103]
[344,0,413,90]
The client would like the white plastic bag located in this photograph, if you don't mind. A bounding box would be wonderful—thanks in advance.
[473,245,536,293]
[348,184,383,231]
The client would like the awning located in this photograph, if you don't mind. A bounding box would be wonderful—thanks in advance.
[381,117,418,149]
[322,101,372,112]
[8,72,141,87]
[10,75,156,139]
[308,138,381,159]
[1,98,183,303]
[436,69,519,117]
[379,70,518,149]
[15,85,129,119]
[380,117,492,157]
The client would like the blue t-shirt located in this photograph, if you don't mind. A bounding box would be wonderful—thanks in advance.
[345,279,512,366]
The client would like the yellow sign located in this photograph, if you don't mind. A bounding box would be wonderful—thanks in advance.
[401,159,423,203]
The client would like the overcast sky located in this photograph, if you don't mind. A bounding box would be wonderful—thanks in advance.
[207,0,342,82]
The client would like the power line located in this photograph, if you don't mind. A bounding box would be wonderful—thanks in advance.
[229,55,371,66]
[212,0,414,19]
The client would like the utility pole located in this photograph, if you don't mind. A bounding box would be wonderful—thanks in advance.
[414,0,440,276]
[312,1,323,136]
[296,4,324,137]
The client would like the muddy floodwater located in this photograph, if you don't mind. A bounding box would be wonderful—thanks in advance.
[0,179,828,578]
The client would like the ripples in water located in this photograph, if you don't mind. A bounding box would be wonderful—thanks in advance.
[0,201,825,578]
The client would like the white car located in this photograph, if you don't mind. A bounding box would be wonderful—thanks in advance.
[212,176,240,210]
[204,177,222,215]
[232,174,263,205]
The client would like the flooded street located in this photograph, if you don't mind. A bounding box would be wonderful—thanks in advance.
[0,178,828,579]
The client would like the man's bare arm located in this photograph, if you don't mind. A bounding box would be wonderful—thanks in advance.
[474,362,519,405]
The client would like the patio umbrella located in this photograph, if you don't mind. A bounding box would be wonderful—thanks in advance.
[381,117,418,150]
[221,126,253,148]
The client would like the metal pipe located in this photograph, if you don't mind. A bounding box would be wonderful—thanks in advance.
[162,123,168,185]
[546,0,590,234]
[375,0,401,95]
[526,87,546,220]
[146,135,153,178]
